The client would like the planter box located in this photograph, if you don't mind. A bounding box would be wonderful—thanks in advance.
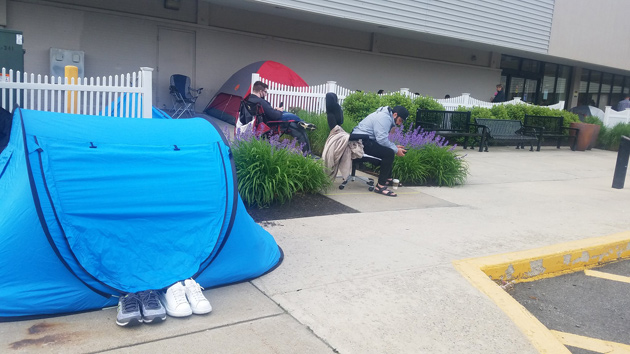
[569,122,601,151]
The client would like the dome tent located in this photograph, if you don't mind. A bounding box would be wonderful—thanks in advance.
[203,60,308,125]
[0,108,282,319]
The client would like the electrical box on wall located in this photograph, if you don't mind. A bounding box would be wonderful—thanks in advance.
[50,48,85,78]
[0,29,25,74]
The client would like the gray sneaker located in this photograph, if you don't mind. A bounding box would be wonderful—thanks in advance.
[138,290,166,324]
[298,121,317,131]
[116,293,142,327]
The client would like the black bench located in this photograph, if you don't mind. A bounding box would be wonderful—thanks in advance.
[523,115,579,151]
[474,118,541,151]
[416,109,486,152]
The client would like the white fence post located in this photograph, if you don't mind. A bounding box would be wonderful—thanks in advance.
[326,81,337,94]
[400,88,410,96]
[140,67,153,118]
[604,106,612,127]
[462,93,470,107]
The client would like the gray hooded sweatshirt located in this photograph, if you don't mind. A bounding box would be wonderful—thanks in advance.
[352,106,398,153]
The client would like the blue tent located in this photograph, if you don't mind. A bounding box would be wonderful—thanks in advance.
[104,93,173,119]
[0,108,283,319]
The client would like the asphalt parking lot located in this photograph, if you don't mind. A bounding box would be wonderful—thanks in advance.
[512,259,630,354]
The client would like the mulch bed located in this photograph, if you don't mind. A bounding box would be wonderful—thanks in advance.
[245,193,359,223]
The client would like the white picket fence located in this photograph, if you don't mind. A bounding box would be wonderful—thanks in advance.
[252,73,353,114]
[603,106,630,127]
[435,93,565,111]
[251,74,565,114]
[0,67,154,118]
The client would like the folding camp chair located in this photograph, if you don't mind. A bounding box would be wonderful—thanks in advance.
[169,74,203,118]
[237,98,311,154]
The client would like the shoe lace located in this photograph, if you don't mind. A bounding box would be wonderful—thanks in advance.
[121,293,140,312]
[187,280,206,301]
[171,284,189,305]
[138,290,161,310]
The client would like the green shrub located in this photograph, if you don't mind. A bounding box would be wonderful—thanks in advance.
[393,145,468,186]
[297,111,328,156]
[458,106,494,119]
[341,91,382,123]
[380,92,414,112]
[341,91,444,125]
[600,123,630,151]
[231,137,331,208]
[489,105,509,120]
[391,148,430,185]
[504,104,530,121]
[413,95,445,111]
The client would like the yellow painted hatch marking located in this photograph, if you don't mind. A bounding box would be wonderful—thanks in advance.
[584,269,630,284]
[551,330,630,353]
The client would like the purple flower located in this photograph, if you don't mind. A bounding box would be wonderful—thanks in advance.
[229,126,306,155]
[389,124,451,149]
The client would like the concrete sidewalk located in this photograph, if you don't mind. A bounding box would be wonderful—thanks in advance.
[2,144,630,353]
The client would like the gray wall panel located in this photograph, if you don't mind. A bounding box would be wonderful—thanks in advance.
[252,0,554,53]
[7,1,500,111]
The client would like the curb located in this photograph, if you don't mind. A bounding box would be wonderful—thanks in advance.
[453,231,630,354]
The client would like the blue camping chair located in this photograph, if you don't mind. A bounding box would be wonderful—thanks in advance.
[170,74,203,118]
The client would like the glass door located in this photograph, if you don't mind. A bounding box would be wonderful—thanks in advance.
[522,79,538,103]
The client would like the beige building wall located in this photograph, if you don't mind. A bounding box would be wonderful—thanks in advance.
[549,0,630,71]
[6,0,501,111]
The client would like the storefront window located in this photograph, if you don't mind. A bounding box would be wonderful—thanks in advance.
[500,55,519,71]
[521,59,540,74]
[599,73,613,109]
[577,69,590,106]
[540,63,557,105]
[556,66,570,102]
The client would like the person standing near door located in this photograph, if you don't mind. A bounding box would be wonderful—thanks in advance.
[491,84,506,103]
[616,94,630,111]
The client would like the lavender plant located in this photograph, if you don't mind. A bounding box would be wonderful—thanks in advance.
[388,124,468,186]
[228,127,330,207]
[388,124,451,149]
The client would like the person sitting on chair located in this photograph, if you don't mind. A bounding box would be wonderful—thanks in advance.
[352,106,409,197]
[247,81,315,153]
[248,81,316,130]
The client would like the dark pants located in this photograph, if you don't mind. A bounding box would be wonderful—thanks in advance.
[362,139,395,186]
[287,122,311,154]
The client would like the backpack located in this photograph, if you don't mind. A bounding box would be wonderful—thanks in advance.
[239,100,263,125]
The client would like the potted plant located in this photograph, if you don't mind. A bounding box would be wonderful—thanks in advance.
[569,119,601,151]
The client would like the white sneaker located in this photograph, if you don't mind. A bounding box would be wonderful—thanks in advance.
[183,279,212,315]
[159,282,192,317]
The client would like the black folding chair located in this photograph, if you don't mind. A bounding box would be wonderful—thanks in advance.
[325,92,380,191]
[169,74,203,118]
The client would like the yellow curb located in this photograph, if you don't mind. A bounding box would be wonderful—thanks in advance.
[453,231,630,354]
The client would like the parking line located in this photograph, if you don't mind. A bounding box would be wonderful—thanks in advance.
[584,269,630,284]
[454,231,630,354]
[551,330,630,354]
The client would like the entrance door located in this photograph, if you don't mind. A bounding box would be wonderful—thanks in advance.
[157,28,195,112]
[506,76,540,103]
